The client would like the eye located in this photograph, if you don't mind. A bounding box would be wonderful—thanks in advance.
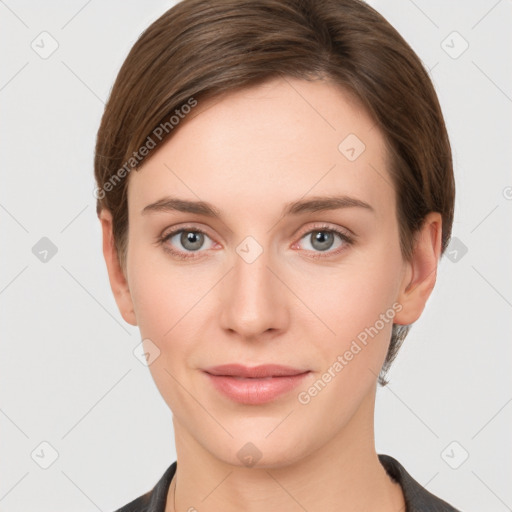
[157,224,354,261]
[158,227,216,259]
[294,225,354,258]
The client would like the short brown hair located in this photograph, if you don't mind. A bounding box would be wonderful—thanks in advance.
[94,0,455,385]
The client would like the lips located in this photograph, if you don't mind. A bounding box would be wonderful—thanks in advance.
[203,364,310,404]
[204,364,308,378]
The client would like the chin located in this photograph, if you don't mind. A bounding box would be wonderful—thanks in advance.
[198,419,318,470]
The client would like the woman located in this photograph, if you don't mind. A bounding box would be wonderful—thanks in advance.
[94,0,460,510]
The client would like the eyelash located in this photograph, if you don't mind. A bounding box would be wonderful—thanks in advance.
[156,224,354,261]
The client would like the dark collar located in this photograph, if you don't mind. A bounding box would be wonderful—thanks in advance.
[378,454,460,511]
[115,454,460,512]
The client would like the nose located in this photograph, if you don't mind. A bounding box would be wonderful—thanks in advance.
[218,242,289,341]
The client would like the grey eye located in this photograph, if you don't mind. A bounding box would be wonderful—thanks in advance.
[300,230,344,253]
[309,231,335,251]
[179,231,206,251]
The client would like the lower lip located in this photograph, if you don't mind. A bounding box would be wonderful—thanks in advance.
[204,372,310,405]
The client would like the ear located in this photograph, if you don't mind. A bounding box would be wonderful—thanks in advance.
[99,209,138,326]
[393,212,443,326]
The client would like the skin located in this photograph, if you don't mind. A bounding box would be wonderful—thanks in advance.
[100,76,442,512]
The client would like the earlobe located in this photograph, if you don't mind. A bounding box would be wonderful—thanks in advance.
[99,209,138,327]
[393,212,443,326]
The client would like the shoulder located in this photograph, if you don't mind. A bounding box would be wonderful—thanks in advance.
[113,461,177,512]
[113,492,151,512]
[378,454,462,512]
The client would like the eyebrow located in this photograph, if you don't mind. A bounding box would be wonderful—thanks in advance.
[141,194,375,217]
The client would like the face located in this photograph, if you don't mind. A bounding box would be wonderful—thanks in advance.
[104,77,430,468]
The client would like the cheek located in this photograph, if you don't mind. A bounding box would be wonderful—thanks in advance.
[126,245,218,388]
[129,268,175,341]
[128,238,176,346]
[127,251,201,412]
[295,247,402,344]
[126,235,205,340]
[292,262,400,423]
[290,243,404,406]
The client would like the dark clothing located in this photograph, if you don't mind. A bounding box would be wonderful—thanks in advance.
[114,454,461,511]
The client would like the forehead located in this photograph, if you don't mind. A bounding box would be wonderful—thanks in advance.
[127,77,394,221]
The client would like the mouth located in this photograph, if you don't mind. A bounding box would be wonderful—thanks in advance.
[202,364,311,405]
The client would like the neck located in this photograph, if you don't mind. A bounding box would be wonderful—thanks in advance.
[166,385,404,512]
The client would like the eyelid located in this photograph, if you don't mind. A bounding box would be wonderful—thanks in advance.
[159,223,217,243]
[294,222,355,241]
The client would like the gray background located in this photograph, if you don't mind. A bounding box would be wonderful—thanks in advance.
[1,1,511,510]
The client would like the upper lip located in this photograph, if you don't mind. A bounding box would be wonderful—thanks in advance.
[203,364,309,378]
